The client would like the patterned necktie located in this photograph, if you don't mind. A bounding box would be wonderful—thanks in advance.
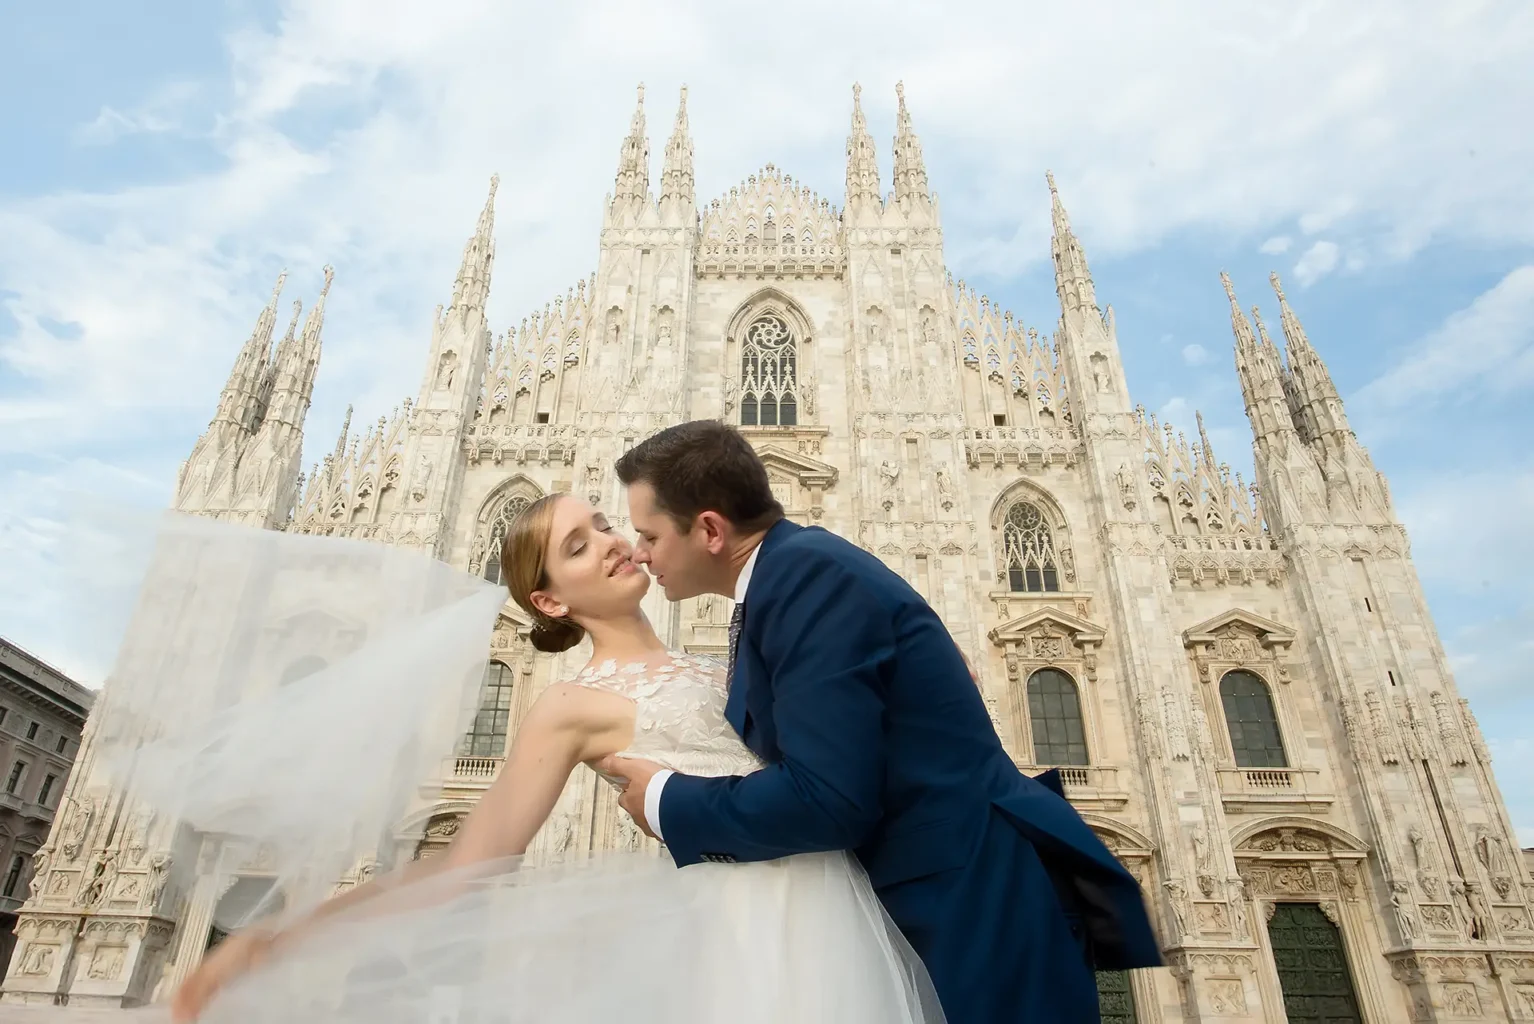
[726,602,745,688]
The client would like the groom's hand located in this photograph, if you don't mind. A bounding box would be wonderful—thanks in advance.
[597,755,663,839]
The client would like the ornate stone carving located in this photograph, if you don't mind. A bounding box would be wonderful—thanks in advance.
[1431,691,1469,766]
[1364,690,1399,764]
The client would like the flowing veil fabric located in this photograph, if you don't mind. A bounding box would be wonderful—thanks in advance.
[73,510,506,925]
[33,512,945,1024]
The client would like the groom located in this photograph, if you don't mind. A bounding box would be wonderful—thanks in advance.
[602,420,1160,1021]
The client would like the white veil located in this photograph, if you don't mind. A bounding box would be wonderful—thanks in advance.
[77,509,508,928]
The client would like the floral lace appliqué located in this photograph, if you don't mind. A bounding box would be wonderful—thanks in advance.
[568,653,763,782]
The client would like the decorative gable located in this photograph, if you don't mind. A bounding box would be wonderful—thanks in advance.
[1182,608,1297,685]
[988,607,1107,681]
[753,444,838,520]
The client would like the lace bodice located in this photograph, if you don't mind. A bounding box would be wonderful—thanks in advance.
[569,653,765,783]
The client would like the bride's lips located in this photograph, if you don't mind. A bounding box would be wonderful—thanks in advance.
[608,558,637,577]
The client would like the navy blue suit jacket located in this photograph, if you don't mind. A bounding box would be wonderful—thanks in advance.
[659,520,1161,1021]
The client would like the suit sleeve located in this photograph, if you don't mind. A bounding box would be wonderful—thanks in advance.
[657,550,894,867]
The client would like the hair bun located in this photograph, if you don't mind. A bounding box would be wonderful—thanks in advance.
[530,616,585,654]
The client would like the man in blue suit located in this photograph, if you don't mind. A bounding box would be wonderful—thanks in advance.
[604,420,1160,1022]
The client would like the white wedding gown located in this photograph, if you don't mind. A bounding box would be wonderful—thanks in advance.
[33,513,942,1023]
[190,652,944,1024]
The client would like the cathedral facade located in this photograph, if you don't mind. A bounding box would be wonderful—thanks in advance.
[5,83,1532,1022]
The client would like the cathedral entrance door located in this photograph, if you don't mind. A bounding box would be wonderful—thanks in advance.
[1094,969,1138,1023]
[1266,902,1362,1023]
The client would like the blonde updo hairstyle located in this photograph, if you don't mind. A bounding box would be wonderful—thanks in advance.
[500,493,587,654]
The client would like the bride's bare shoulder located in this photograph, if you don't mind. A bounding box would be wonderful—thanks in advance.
[524,680,636,733]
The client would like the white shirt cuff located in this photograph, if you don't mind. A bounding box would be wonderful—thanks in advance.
[644,769,674,843]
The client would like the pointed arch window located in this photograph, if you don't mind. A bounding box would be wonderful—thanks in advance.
[461,661,515,757]
[739,312,798,428]
[475,492,535,584]
[1003,500,1061,593]
[1028,668,1089,765]
[1219,670,1287,768]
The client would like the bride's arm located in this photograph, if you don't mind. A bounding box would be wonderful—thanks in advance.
[443,683,632,865]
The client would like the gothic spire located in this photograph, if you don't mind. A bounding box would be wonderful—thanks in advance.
[214,269,286,431]
[1271,271,1351,441]
[1047,172,1097,314]
[1196,410,1217,471]
[1224,271,1295,445]
[845,83,881,207]
[891,81,929,203]
[333,402,353,465]
[659,85,694,210]
[263,266,332,431]
[450,176,497,313]
[613,83,650,208]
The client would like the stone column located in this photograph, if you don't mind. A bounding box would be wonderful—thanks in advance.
[162,870,222,995]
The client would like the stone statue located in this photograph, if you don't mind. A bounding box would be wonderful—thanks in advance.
[1163,880,1188,938]
[435,349,457,390]
[26,849,49,901]
[1389,881,1418,941]
[411,454,433,504]
[1227,878,1249,940]
[146,853,172,911]
[1473,825,1510,878]
[935,467,955,505]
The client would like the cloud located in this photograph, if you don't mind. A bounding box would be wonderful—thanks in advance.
[1293,240,1341,285]
[1352,265,1534,425]
[72,80,203,145]
[1181,343,1209,366]
[1259,236,1291,255]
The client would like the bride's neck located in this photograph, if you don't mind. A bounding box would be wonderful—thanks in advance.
[582,612,668,663]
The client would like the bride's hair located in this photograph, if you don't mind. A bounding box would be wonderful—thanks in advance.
[499,494,586,654]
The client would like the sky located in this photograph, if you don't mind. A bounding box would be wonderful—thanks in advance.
[1,1,1531,839]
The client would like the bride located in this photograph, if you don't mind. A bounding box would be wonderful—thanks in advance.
[169,493,944,1024]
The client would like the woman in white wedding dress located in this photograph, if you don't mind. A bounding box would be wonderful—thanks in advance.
[169,494,944,1024]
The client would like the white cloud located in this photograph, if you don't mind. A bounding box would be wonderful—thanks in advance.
[1352,265,1534,425]
[1181,343,1209,366]
[72,81,203,145]
[1259,235,1291,255]
[3,0,1533,461]
[4,0,1534,683]
[1293,239,1341,285]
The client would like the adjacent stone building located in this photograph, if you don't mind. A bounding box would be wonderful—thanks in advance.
[5,83,1531,1021]
[0,640,93,978]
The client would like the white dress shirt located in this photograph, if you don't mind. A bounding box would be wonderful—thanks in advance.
[643,542,762,842]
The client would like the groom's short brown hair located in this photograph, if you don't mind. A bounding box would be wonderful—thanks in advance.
[616,420,784,533]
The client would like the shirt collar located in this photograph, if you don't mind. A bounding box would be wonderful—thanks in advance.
[733,542,762,604]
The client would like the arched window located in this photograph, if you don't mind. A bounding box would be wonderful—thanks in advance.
[476,493,534,584]
[739,312,798,427]
[1003,501,1060,592]
[1219,670,1287,768]
[461,661,515,758]
[1027,668,1088,766]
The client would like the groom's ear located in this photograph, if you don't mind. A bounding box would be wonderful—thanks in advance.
[694,510,730,555]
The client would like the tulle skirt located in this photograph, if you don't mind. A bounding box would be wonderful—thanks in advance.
[30,851,943,1024]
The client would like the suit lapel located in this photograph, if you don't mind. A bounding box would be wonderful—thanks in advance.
[723,519,803,751]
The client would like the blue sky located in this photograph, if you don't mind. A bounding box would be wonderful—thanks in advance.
[2,1,1531,839]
